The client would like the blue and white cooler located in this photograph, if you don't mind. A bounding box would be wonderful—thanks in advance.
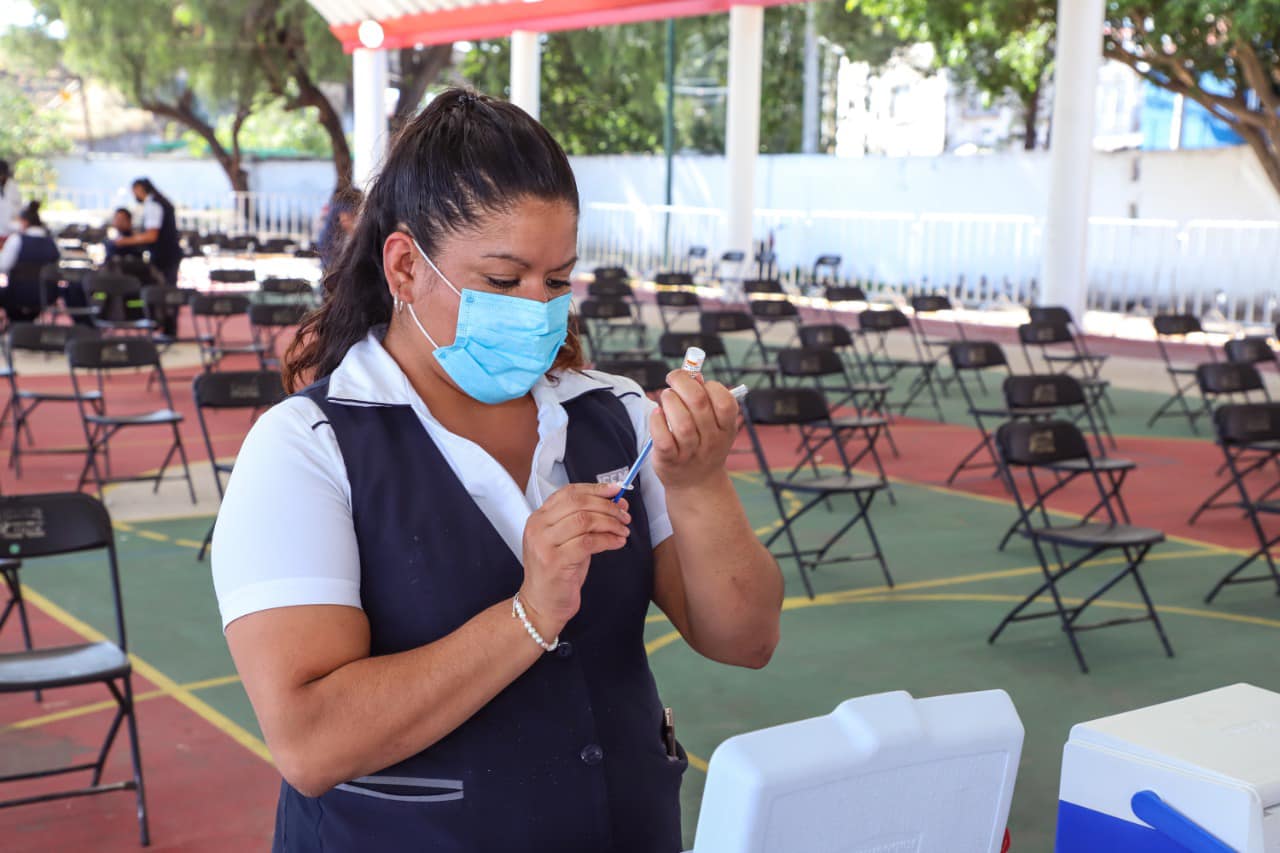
[1056,683,1280,852]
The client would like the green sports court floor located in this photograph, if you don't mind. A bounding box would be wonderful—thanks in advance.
[2,359,1279,850]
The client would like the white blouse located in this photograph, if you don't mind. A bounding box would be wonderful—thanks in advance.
[211,333,674,629]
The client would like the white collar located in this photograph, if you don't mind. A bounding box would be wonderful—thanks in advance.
[326,330,612,409]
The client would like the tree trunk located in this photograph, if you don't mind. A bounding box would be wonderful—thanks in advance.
[393,44,454,133]
[295,77,353,190]
[139,97,250,192]
[1022,87,1039,151]
[1236,124,1280,200]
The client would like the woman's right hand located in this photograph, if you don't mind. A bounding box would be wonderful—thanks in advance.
[519,482,631,636]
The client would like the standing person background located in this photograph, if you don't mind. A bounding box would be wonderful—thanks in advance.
[113,178,182,334]
[212,89,782,852]
[0,160,23,245]
[0,200,59,322]
[314,184,362,271]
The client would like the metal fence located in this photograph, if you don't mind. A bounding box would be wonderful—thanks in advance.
[19,188,1280,324]
[580,203,1280,324]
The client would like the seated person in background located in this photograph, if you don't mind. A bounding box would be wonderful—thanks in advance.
[105,207,144,260]
[314,185,362,271]
[0,200,60,322]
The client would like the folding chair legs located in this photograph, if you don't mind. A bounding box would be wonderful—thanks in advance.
[1146,373,1202,434]
[0,564,39,701]
[989,541,1172,674]
[762,488,891,599]
[120,677,152,846]
[199,520,215,562]
[946,434,997,485]
[1204,529,1280,604]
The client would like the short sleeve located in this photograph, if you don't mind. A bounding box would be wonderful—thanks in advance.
[211,396,362,629]
[141,199,163,231]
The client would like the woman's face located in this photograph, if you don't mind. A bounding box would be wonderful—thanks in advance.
[389,196,578,351]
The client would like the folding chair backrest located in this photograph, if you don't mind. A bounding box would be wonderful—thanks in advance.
[858,308,910,333]
[1152,314,1203,337]
[659,332,726,359]
[700,310,756,335]
[1018,321,1073,346]
[191,293,252,317]
[193,369,287,409]
[593,266,629,282]
[0,492,115,561]
[745,387,830,425]
[1224,336,1275,366]
[1214,403,1280,447]
[208,268,257,285]
[260,277,313,296]
[995,419,1091,468]
[1196,362,1265,396]
[1003,373,1086,409]
[656,290,699,308]
[9,322,98,355]
[749,299,799,319]
[67,337,162,370]
[798,323,855,350]
[654,272,695,287]
[256,238,297,254]
[911,295,953,314]
[86,271,142,301]
[249,303,308,328]
[593,359,669,394]
[813,255,841,283]
[777,348,843,378]
[578,298,632,320]
[107,257,162,286]
[949,341,1009,372]
[587,279,634,300]
[825,285,867,303]
[1028,306,1074,328]
[744,279,784,296]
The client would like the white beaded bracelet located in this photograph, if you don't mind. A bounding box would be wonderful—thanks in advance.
[512,593,559,652]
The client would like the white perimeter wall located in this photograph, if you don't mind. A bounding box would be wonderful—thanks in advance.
[44,144,1280,224]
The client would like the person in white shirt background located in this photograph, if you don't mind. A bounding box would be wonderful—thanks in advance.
[0,160,23,243]
[212,88,783,852]
[0,200,59,322]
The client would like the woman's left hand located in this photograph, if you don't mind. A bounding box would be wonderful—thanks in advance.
[650,370,741,492]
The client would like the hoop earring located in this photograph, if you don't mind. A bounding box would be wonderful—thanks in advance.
[394,294,405,314]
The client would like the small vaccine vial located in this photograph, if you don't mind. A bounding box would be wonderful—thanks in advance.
[682,346,706,377]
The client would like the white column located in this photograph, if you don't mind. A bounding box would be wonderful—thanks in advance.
[801,2,820,154]
[510,31,542,120]
[352,47,390,188]
[725,5,764,262]
[1040,0,1104,323]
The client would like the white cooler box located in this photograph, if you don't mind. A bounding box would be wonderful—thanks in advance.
[690,689,1024,853]
[1057,682,1280,852]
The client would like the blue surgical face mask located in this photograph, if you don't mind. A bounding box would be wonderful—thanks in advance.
[405,239,572,405]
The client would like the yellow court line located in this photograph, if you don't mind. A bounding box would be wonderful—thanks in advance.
[18,586,274,764]
[6,674,242,732]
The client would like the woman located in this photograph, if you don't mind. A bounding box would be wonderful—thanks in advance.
[0,159,22,243]
[212,89,782,852]
[0,200,59,322]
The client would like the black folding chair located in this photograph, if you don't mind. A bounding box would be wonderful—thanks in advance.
[1202,403,1280,603]
[797,323,897,455]
[0,491,150,844]
[698,310,779,388]
[811,255,841,293]
[256,237,298,254]
[141,285,192,348]
[249,302,308,370]
[748,297,803,354]
[260,277,317,305]
[68,337,197,503]
[714,250,746,301]
[85,272,154,336]
[1224,335,1279,370]
[192,370,286,560]
[654,288,701,333]
[912,294,974,395]
[1148,314,1216,433]
[577,297,649,361]
[1027,305,1109,375]
[991,420,1173,674]
[945,341,1015,484]
[38,262,96,326]
[191,293,265,371]
[1018,316,1116,415]
[743,387,892,599]
[1188,363,1276,525]
[593,358,670,395]
[823,284,869,326]
[998,374,1136,550]
[857,308,945,421]
[207,267,257,288]
[775,348,894,502]
[588,269,640,315]
[5,323,103,478]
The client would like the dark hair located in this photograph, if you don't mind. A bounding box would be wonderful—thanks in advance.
[284,89,582,392]
[20,200,42,228]
[0,159,9,188]
[114,207,132,219]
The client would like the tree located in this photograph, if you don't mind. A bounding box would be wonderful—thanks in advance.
[8,1,260,191]
[1102,2,1280,198]
[0,75,74,186]
[460,3,899,155]
[852,0,1055,150]
[392,45,456,133]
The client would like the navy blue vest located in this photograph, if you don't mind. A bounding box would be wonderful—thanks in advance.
[274,377,686,852]
[146,193,182,270]
[14,231,59,268]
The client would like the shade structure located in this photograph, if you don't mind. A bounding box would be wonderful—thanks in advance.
[312,0,792,52]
